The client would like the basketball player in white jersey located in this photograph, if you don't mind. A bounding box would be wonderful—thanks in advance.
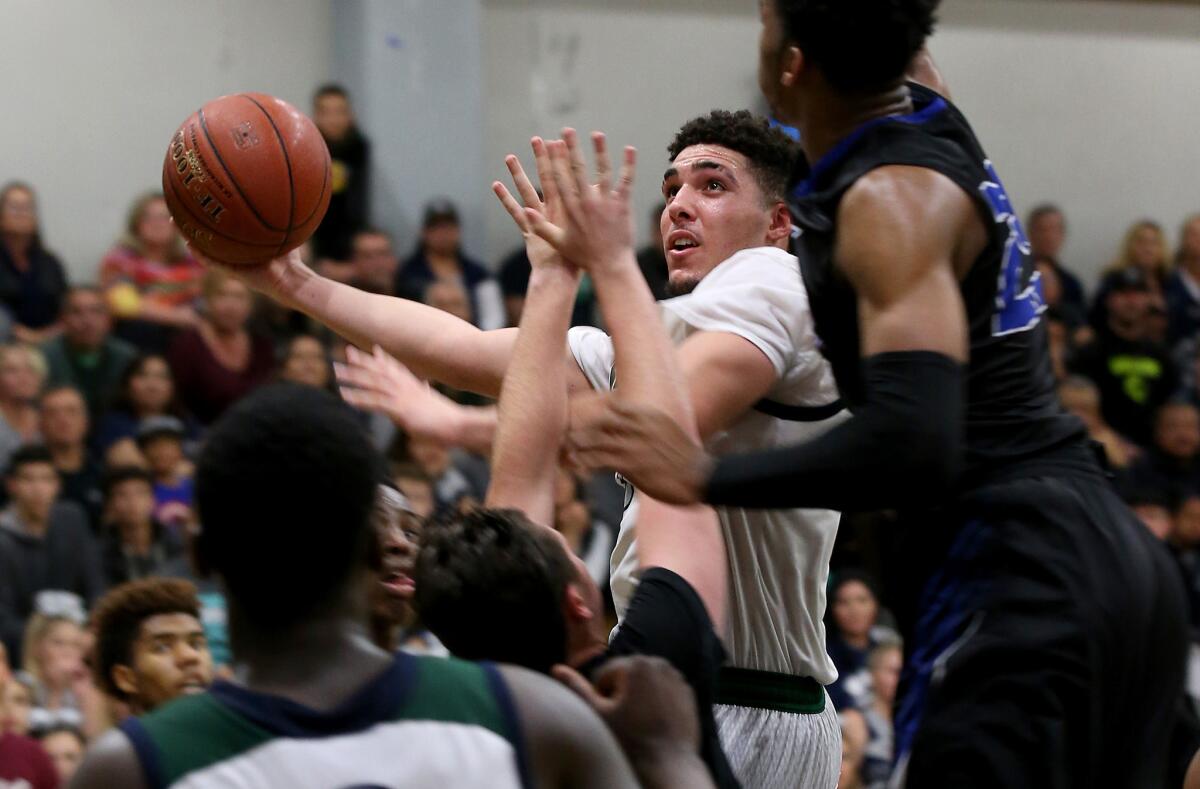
[200,116,844,786]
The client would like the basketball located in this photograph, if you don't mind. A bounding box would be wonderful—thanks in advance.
[162,93,331,266]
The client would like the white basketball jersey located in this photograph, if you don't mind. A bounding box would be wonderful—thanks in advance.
[569,246,845,683]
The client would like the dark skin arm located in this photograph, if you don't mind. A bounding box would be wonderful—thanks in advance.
[70,730,146,789]
[569,166,981,504]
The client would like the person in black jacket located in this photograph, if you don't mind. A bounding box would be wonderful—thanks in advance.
[0,182,67,345]
[99,467,188,586]
[311,84,370,262]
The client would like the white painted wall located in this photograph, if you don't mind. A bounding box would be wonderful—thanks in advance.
[0,0,332,279]
[481,0,1200,291]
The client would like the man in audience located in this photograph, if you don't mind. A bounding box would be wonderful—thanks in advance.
[319,228,399,296]
[1122,484,1175,541]
[0,446,104,662]
[100,467,188,586]
[394,199,507,330]
[39,386,102,529]
[72,385,688,788]
[1124,400,1200,500]
[311,84,370,262]
[1027,203,1086,312]
[90,578,212,716]
[41,287,136,421]
[1071,267,1179,446]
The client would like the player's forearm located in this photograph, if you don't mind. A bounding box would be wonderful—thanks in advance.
[487,268,579,523]
[626,749,716,789]
[277,265,512,396]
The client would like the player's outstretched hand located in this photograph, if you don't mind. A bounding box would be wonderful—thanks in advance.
[493,137,577,276]
[335,345,466,445]
[186,243,311,301]
[568,399,711,505]
[552,656,700,764]
[523,128,637,273]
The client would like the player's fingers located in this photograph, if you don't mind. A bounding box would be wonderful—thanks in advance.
[525,207,567,249]
[505,154,543,210]
[332,363,384,393]
[616,146,637,202]
[338,386,385,412]
[562,128,591,199]
[550,665,613,713]
[592,132,612,194]
[548,140,582,220]
[531,137,561,214]
[492,181,530,234]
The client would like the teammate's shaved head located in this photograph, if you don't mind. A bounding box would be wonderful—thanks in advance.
[195,384,381,630]
[773,0,940,94]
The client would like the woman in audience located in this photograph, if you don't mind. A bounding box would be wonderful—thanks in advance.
[825,571,899,710]
[278,334,334,391]
[861,638,903,789]
[1167,214,1200,346]
[1092,219,1172,329]
[0,182,68,345]
[92,354,198,457]
[0,673,34,736]
[0,344,46,471]
[18,613,105,738]
[100,192,203,352]
[167,271,274,425]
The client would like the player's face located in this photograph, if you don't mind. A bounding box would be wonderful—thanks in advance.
[123,613,212,712]
[660,145,777,296]
[756,0,792,123]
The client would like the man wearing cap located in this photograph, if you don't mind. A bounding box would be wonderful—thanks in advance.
[1071,266,1179,445]
[135,416,194,530]
[393,199,506,331]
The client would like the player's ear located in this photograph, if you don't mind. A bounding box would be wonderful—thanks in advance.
[781,45,803,88]
[112,664,139,698]
[767,202,792,247]
[564,584,594,623]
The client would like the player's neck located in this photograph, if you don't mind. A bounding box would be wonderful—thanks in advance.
[566,619,609,667]
[796,82,913,167]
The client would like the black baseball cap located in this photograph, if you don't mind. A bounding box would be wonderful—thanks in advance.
[422,199,459,229]
[1103,267,1150,294]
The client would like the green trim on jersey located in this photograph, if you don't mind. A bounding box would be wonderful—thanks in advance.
[134,655,515,787]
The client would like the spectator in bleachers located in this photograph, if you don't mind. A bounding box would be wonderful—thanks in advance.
[100,193,202,354]
[402,431,487,514]
[100,468,187,586]
[0,676,56,789]
[825,571,898,711]
[391,462,435,520]
[1037,257,1089,345]
[311,84,370,262]
[347,229,399,295]
[1122,400,1200,500]
[19,610,104,737]
[1058,376,1133,469]
[39,387,102,530]
[394,200,506,331]
[93,354,198,459]
[554,468,616,593]
[90,578,212,716]
[167,271,274,425]
[1071,267,1178,446]
[0,182,67,346]
[635,202,670,301]
[1167,494,1200,638]
[278,334,333,391]
[41,287,136,422]
[497,241,598,328]
[1123,484,1174,542]
[838,708,868,789]
[0,447,103,662]
[1026,204,1085,312]
[38,724,84,785]
[1091,219,1172,331]
[1167,214,1200,346]
[861,638,902,789]
[0,344,46,473]
[134,417,194,532]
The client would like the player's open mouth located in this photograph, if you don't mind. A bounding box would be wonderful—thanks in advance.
[667,231,701,263]
[382,571,415,598]
[179,679,208,694]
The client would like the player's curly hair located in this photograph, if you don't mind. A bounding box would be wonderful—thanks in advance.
[91,578,202,701]
[414,507,574,673]
[774,0,939,94]
[667,110,800,203]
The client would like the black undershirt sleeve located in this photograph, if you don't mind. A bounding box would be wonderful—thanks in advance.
[704,351,965,512]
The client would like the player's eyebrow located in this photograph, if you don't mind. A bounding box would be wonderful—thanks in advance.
[662,160,739,185]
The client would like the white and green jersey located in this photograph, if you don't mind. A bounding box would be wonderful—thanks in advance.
[119,652,529,788]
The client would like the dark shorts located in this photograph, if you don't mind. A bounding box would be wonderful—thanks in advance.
[896,470,1187,788]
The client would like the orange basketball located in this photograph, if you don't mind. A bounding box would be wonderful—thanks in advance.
[162,93,331,266]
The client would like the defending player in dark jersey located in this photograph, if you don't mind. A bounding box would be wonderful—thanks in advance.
[569,1,1187,786]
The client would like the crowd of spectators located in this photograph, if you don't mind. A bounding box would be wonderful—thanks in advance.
[0,78,1198,787]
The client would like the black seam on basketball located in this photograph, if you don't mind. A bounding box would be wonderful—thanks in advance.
[165,173,283,248]
[295,155,330,227]
[197,107,286,233]
[241,94,296,257]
